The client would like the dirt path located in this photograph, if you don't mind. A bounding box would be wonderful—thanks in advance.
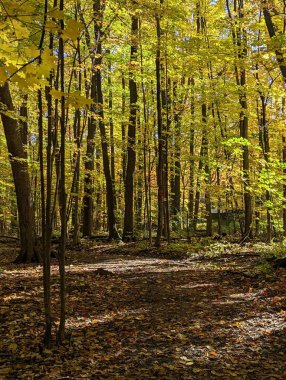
[1,243,286,379]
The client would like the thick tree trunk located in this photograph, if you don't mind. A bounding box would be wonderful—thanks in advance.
[262,2,286,237]
[0,82,39,262]
[262,2,286,82]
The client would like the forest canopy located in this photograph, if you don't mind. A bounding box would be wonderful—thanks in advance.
[1,0,286,246]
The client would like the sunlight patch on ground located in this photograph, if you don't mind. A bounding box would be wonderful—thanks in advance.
[212,291,260,306]
[66,258,195,275]
[66,308,147,329]
[180,312,286,374]
[230,312,286,339]
[176,283,217,289]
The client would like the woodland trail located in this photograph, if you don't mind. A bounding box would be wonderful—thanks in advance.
[1,242,286,379]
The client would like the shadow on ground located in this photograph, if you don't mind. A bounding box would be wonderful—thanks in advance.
[0,242,286,379]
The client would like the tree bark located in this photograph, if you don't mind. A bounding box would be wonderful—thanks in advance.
[171,82,181,231]
[93,0,120,240]
[262,2,286,82]
[0,82,39,262]
[123,10,139,241]
[155,9,164,247]
[57,0,67,342]
[227,0,252,239]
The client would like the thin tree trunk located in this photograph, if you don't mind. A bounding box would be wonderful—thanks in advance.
[81,11,95,238]
[171,83,181,231]
[227,0,252,239]
[121,74,127,184]
[188,78,195,235]
[107,52,116,186]
[123,9,139,241]
[72,38,82,245]
[19,94,28,155]
[58,0,66,342]
[139,21,152,244]
[93,0,119,240]
[82,113,96,237]
[155,7,164,247]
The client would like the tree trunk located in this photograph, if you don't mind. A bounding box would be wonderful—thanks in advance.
[202,103,212,237]
[188,78,195,235]
[82,113,96,237]
[93,0,120,240]
[171,89,181,231]
[155,9,164,247]
[57,0,67,342]
[262,2,286,82]
[0,82,39,263]
[123,10,139,241]
[227,0,252,239]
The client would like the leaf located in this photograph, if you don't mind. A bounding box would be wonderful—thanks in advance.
[67,91,94,108]
[0,67,7,85]
[62,20,82,41]
[50,88,64,100]
[180,356,194,365]
[13,20,30,39]
[38,49,57,76]
[49,9,65,19]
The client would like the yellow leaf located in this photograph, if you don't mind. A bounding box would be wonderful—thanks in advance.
[13,20,30,39]
[49,9,65,19]
[63,19,82,42]
[0,67,7,85]
[46,20,58,32]
[50,88,64,100]
[23,47,40,59]
[39,49,57,76]
[67,91,94,108]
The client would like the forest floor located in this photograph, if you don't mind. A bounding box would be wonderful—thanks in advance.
[1,239,286,379]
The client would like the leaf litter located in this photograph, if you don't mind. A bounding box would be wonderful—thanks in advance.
[0,241,286,379]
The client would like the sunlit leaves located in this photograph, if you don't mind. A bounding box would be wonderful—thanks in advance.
[0,67,8,85]
[63,19,83,42]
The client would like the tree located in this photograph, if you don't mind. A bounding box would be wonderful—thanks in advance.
[123,4,139,241]
[227,0,252,240]
[93,0,120,240]
[0,82,39,263]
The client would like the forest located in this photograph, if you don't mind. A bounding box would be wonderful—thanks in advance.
[1,0,286,378]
